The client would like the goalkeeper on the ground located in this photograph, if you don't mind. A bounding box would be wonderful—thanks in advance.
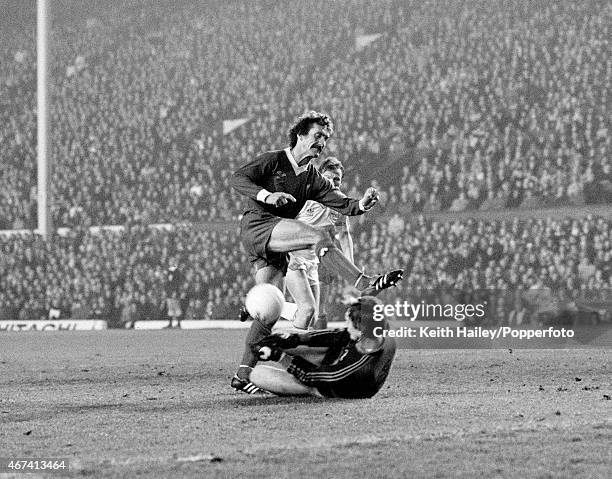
[249,296,396,398]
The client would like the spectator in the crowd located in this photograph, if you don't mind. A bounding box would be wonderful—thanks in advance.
[1,0,611,228]
[1,213,611,324]
[1,0,611,327]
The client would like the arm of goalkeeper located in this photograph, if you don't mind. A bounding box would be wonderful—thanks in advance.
[251,332,302,361]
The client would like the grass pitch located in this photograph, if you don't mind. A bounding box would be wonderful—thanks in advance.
[1,329,610,478]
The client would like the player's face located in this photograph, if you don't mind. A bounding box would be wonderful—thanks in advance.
[297,123,331,158]
[345,309,362,340]
[322,168,343,189]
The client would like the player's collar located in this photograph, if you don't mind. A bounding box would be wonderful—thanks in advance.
[284,148,309,176]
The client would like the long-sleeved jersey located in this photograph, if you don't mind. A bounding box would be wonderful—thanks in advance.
[231,149,364,219]
[286,329,396,399]
[296,199,348,231]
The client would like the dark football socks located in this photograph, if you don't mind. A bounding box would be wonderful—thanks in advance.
[237,319,272,379]
[315,240,366,288]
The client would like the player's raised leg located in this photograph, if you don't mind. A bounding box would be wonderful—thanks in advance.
[269,219,398,292]
[269,220,359,282]
[268,219,403,296]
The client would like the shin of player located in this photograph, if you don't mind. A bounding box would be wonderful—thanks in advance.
[285,256,320,330]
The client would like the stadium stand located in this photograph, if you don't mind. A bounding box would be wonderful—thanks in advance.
[1,216,610,323]
[1,0,611,228]
[1,0,611,324]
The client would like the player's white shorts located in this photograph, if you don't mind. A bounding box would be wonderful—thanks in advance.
[288,254,319,286]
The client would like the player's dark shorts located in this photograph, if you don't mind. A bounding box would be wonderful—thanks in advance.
[240,210,288,275]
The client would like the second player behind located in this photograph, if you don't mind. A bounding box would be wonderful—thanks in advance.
[285,156,355,330]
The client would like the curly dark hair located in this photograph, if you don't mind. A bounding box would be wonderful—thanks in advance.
[288,111,334,148]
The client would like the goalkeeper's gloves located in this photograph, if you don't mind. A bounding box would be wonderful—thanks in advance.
[251,332,301,361]
[254,345,283,362]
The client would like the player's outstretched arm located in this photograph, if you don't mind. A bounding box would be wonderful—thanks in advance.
[252,330,347,361]
[301,329,349,347]
[310,172,363,216]
[359,187,379,211]
[310,171,380,215]
[254,332,303,351]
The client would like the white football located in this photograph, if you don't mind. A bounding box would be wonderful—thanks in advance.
[245,283,284,322]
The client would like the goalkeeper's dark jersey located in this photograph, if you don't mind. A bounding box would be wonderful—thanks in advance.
[286,329,396,399]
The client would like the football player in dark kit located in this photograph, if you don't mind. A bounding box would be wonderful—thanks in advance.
[230,111,403,393]
[249,296,396,398]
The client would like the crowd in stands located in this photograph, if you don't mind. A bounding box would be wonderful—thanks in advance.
[0,223,251,324]
[1,215,610,323]
[1,0,611,324]
[349,214,612,322]
[1,0,611,229]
